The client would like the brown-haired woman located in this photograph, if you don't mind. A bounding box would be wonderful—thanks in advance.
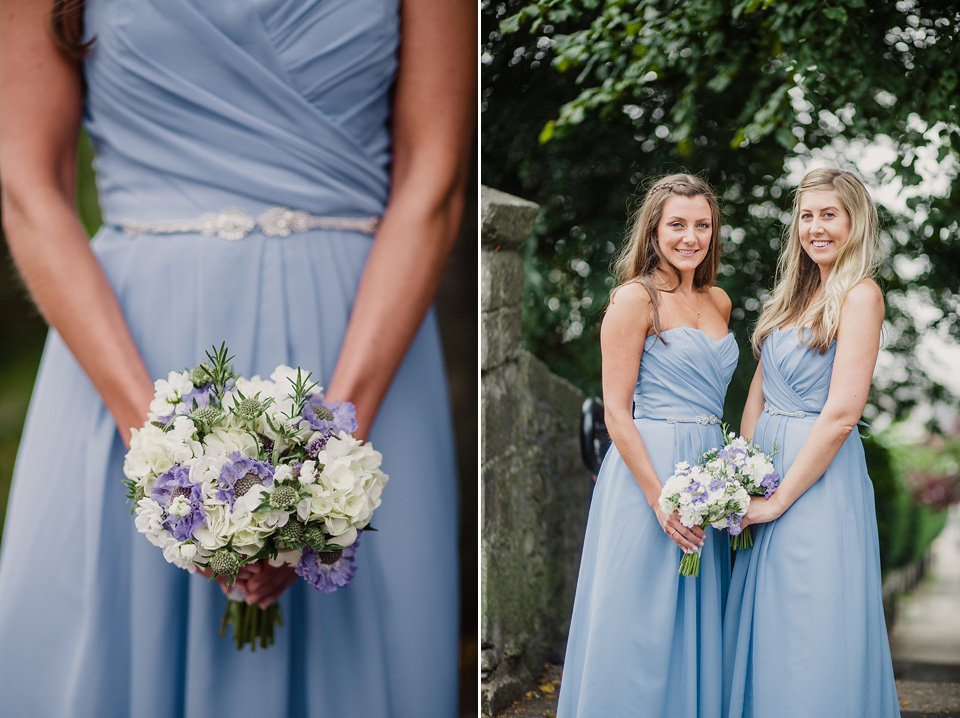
[558,174,737,717]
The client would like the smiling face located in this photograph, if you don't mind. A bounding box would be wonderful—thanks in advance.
[797,189,851,273]
[656,194,713,275]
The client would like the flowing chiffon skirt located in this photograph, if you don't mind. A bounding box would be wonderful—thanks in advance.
[558,328,738,717]
[722,328,899,718]
[0,227,460,717]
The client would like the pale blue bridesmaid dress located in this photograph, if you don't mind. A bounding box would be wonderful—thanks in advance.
[723,328,900,718]
[558,327,738,718]
[0,1,459,716]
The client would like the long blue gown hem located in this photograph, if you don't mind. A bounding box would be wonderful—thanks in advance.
[557,327,738,718]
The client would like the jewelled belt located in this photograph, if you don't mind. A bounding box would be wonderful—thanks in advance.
[763,401,811,418]
[666,414,721,425]
[121,206,380,241]
[634,411,721,425]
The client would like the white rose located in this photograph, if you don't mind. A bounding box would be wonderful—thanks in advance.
[162,541,199,571]
[299,460,319,486]
[134,498,166,544]
[189,455,227,494]
[274,465,295,484]
[168,495,192,518]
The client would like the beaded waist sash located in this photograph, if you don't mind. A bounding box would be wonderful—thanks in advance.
[121,206,380,241]
[634,410,721,425]
[763,401,815,418]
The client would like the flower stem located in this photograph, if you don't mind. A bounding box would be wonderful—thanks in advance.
[219,599,284,651]
[731,527,754,551]
[679,550,701,577]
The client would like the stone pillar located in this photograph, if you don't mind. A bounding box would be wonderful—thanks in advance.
[480,186,592,715]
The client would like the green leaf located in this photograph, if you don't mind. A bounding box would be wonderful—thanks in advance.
[539,119,557,145]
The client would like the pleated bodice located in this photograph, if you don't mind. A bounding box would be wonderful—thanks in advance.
[633,327,738,421]
[83,0,399,223]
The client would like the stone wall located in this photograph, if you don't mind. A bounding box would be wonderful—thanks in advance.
[480,186,593,715]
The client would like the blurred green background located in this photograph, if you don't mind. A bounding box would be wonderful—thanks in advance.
[482,0,960,571]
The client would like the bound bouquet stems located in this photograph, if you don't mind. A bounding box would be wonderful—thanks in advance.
[659,461,749,577]
[730,529,754,551]
[220,598,284,651]
[123,343,388,650]
[678,545,702,577]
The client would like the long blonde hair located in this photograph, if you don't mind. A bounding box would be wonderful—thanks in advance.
[612,174,721,338]
[751,168,881,357]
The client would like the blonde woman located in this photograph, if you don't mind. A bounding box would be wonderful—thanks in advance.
[558,174,737,717]
[723,168,900,717]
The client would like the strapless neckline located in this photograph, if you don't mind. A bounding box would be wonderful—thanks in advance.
[646,326,735,345]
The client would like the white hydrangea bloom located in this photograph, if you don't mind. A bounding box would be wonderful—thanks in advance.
[202,426,259,461]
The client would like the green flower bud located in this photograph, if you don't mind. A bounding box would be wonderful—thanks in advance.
[303,524,326,550]
[133,485,145,502]
[209,548,241,578]
[279,519,306,547]
[189,405,223,426]
[269,485,299,511]
[189,362,213,386]
[234,396,266,422]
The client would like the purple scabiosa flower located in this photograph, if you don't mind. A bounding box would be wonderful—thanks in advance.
[295,539,359,593]
[708,478,726,493]
[181,384,215,412]
[302,395,358,435]
[726,513,744,536]
[216,451,276,508]
[151,465,206,542]
[718,446,747,466]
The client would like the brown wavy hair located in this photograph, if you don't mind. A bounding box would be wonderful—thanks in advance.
[611,173,722,340]
[51,0,93,59]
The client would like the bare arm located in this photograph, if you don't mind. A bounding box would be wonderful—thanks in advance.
[740,361,765,440]
[243,0,474,605]
[742,280,884,527]
[0,0,154,445]
[601,285,703,552]
[322,0,475,439]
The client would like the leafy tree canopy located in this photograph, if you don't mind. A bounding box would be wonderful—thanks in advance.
[482,0,960,428]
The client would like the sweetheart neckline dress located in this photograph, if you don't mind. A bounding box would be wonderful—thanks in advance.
[557,326,739,718]
[722,327,900,718]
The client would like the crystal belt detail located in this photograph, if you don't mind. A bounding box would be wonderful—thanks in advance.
[665,414,721,425]
[122,207,380,241]
[763,401,806,418]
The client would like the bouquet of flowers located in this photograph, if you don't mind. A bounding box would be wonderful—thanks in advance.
[658,461,750,576]
[123,344,388,650]
[699,432,779,550]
